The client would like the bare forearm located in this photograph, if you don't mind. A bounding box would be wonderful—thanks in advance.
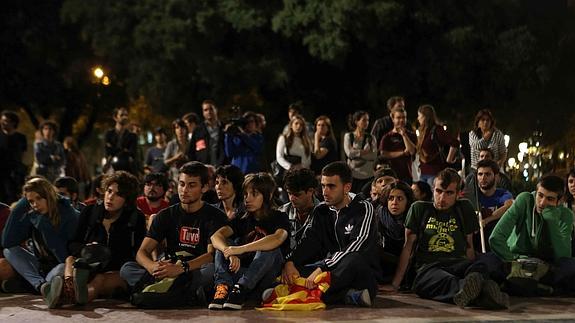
[136,250,157,274]
[211,233,229,252]
[391,238,415,287]
[187,253,213,271]
[240,233,286,253]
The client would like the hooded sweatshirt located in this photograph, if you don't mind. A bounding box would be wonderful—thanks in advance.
[489,191,573,263]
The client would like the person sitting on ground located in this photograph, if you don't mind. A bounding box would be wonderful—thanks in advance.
[209,173,289,310]
[463,159,513,252]
[42,171,146,308]
[120,162,227,308]
[213,165,245,222]
[0,202,16,287]
[473,175,575,296]
[363,166,398,205]
[464,148,512,197]
[381,169,509,309]
[376,181,415,285]
[282,161,380,307]
[2,177,78,296]
[136,173,170,229]
[54,176,86,212]
[279,168,321,252]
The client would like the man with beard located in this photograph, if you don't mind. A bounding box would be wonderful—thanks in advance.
[104,107,139,175]
[136,173,170,228]
[464,148,511,199]
[469,159,513,252]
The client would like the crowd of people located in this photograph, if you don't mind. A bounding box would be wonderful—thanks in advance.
[1,96,575,312]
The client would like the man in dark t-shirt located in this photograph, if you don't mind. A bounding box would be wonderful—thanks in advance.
[381,168,509,309]
[120,162,227,307]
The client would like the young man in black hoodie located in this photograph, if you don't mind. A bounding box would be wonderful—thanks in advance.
[281,161,380,307]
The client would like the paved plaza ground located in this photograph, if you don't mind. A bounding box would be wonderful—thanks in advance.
[2,291,575,322]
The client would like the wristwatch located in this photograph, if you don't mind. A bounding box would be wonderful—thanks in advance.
[180,260,190,273]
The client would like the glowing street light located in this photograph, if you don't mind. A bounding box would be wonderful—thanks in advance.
[507,157,516,168]
[504,135,510,148]
[518,142,528,153]
[93,67,104,79]
[102,76,110,86]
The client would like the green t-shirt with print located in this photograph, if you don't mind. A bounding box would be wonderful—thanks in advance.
[405,199,479,267]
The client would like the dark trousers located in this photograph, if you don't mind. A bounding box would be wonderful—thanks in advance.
[412,259,473,303]
[468,252,575,295]
[299,253,378,305]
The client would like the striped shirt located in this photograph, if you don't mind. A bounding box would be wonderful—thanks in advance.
[469,128,507,169]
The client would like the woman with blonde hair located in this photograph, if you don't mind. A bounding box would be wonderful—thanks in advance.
[1,177,78,303]
[276,114,312,172]
[311,115,339,175]
[416,105,459,186]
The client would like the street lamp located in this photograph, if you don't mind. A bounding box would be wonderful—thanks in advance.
[93,67,104,79]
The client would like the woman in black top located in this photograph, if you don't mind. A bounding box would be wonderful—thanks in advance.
[311,115,339,175]
[43,171,145,308]
[377,181,414,285]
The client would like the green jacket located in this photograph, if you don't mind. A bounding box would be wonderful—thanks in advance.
[489,191,573,262]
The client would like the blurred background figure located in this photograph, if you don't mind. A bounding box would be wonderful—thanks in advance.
[34,121,66,183]
[468,109,507,170]
[63,136,91,200]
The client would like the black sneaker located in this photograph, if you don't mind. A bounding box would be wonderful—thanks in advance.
[344,288,372,307]
[454,272,484,308]
[1,278,35,294]
[478,279,510,310]
[223,284,246,310]
[208,284,229,310]
[41,276,63,309]
[73,259,90,305]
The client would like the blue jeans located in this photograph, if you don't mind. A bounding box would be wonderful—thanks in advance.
[214,248,283,291]
[119,261,148,287]
[120,261,215,291]
[3,246,64,291]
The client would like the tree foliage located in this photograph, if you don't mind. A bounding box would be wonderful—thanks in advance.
[2,0,575,146]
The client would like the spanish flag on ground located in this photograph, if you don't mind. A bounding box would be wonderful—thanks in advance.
[257,272,331,311]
